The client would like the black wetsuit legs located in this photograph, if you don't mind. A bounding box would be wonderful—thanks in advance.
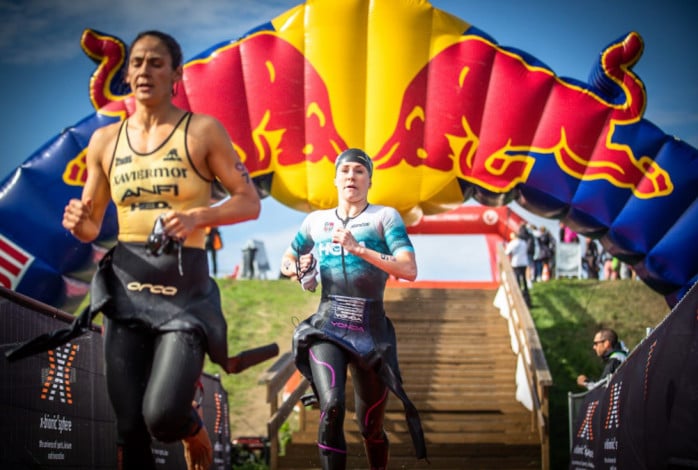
[351,362,389,469]
[104,319,205,468]
[309,341,390,470]
[513,265,531,306]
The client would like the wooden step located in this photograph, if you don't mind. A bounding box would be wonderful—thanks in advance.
[276,287,542,469]
[278,442,541,470]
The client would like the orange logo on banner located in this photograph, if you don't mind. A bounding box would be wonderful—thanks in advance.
[41,343,79,405]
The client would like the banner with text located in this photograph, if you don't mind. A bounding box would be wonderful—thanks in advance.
[0,287,231,469]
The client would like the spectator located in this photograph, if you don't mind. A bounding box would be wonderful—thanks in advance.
[582,237,600,280]
[517,224,536,285]
[577,328,628,390]
[620,261,636,280]
[505,231,532,307]
[241,239,258,279]
[534,226,554,281]
[559,222,580,243]
[205,226,223,276]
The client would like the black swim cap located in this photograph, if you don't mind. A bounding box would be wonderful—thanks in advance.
[335,148,373,176]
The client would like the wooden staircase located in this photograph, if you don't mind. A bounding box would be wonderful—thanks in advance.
[275,287,543,469]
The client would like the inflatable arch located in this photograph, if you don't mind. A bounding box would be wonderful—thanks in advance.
[0,0,696,311]
[407,205,527,283]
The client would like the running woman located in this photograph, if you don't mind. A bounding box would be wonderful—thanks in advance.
[280,148,427,470]
[62,31,260,469]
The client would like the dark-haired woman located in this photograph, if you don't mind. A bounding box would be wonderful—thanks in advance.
[62,31,260,469]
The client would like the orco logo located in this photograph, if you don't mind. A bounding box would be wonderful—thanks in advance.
[127,282,178,296]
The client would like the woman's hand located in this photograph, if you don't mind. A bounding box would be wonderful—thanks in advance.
[332,228,360,254]
[62,198,100,242]
[161,210,195,241]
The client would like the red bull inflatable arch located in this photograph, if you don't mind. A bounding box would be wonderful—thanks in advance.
[0,0,696,311]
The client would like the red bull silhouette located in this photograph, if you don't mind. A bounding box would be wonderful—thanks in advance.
[374,32,671,199]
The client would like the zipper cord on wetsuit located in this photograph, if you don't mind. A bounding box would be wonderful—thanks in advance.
[177,243,183,276]
[335,204,369,297]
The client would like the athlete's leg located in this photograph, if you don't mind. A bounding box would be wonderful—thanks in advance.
[142,330,205,440]
[309,341,349,470]
[103,319,156,470]
[350,364,390,470]
[141,330,211,469]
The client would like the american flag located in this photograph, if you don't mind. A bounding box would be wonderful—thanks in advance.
[0,235,33,289]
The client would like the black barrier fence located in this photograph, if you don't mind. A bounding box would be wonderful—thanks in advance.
[0,286,231,469]
[568,282,698,469]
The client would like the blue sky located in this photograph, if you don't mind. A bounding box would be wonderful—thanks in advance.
[1,0,696,280]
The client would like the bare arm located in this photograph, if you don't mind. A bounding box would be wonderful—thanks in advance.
[62,126,115,243]
[164,114,261,238]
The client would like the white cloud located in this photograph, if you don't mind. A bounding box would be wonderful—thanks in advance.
[0,0,300,65]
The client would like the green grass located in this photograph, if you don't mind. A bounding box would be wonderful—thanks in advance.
[205,277,670,468]
[528,278,670,468]
[202,279,318,412]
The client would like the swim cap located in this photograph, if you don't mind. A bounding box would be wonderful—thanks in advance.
[334,148,373,177]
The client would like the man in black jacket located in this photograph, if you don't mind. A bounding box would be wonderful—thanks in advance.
[577,328,628,390]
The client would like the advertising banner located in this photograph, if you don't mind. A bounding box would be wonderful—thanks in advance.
[569,283,698,469]
[0,287,231,469]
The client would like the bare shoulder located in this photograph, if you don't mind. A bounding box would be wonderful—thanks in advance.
[92,120,121,139]
[87,121,121,160]
[188,112,227,136]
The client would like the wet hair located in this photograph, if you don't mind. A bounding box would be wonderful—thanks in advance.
[129,30,183,69]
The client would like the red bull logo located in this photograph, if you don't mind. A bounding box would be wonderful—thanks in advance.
[81,29,128,111]
[63,150,88,186]
[374,32,672,199]
[79,26,672,206]
[183,32,347,174]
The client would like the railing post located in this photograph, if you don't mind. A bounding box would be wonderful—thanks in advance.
[258,352,311,470]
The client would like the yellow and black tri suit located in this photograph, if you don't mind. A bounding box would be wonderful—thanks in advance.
[109,111,209,249]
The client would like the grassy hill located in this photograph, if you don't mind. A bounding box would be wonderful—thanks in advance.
[207,277,671,468]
